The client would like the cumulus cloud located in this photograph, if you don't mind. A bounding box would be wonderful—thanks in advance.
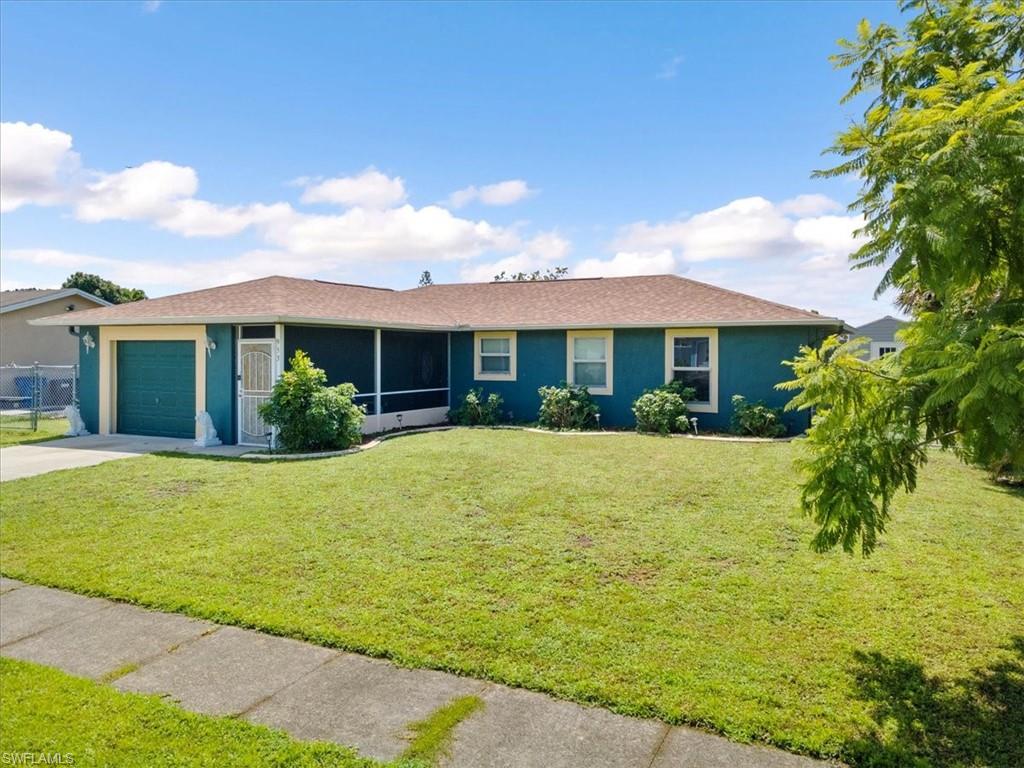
[300,168,406,209]
[574,249,676,278]
[448,179,533,208]
[75,161,198,222]
[1,122,551,279]
[603,195,892,323]
[460,231,570,282]
[0,122,79,212]
[777,193,843,217]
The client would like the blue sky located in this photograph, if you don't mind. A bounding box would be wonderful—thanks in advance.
[1,1,904,324]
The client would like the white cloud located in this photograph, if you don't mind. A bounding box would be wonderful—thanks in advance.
[604,195,895,324]
[75,161,198,222]
[460,231,570,282]
[448,179,533,208]
[156,200,292,238]
[143,0,162,12]
[777,194,843,217]
[656,54,684,80]
[614,196,799,262]
[300,168,406,209]
[574,249,676,278]
[0,122,79,212]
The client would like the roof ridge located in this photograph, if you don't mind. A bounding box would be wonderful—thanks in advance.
[667,274,825,319]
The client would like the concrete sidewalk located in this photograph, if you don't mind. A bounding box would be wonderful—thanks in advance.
[0,579,832,767]
[0,434,248,482]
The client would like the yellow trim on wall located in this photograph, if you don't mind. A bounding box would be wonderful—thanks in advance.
[665,327,718,414]
[98,325,207,437]
[474,330,517,382]
[566,329,614,396]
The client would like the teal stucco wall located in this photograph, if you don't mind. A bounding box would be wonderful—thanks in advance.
[77,326,100,434]
[205,324,236,444]
[451,325,833,433]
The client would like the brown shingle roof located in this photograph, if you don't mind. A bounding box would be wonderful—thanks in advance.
[33,274,840,329]
[1,288,61,308]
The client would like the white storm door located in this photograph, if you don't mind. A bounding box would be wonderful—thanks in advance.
[238,340,275,445]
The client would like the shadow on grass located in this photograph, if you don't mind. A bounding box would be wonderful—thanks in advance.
[846,637,1023,767]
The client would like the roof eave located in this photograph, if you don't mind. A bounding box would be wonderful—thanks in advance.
[0,288,113,314]
[32,314,843,330]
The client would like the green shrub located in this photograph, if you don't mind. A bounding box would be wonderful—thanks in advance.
[730,394,786,437]
[449,388,504,426]
[537,383,600,430]
[632,381,697,434]
[259,350,365,451]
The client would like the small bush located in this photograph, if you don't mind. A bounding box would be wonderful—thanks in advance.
[537,383,600,430]
[633,381,697,434]
[259,350,365,451]
[449,388,504,426]
[730,394,786,437]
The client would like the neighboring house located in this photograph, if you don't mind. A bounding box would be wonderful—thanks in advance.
[33,274,842,444]
[855,315,909,360]
[0,288,111,366]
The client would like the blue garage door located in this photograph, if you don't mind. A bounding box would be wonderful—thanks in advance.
[117,340,196,438]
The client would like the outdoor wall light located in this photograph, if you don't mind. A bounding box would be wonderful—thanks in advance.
[81,332,95,353]
[205,336,217,357]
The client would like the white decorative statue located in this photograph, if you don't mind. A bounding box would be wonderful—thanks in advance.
[194,411,222,448]
[63,406,89,436]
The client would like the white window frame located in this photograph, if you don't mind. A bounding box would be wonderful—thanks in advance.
[870,340,904,360]
[665,328,718,414]
[566,329,613,396]
[474,331,517,381]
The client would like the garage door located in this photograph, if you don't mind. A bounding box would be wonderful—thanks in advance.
[117,340,196,438]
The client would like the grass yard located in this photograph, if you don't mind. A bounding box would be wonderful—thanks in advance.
[1,430,1021,766]
[0,415,68,447]
[0,658,386,767]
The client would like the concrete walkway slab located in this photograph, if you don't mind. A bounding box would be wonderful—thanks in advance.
[445,684,667,768]
[0,585,107,646]
[0,434,249,482]
[0,577,25,593]
[115,625,335,716]
[247,653,484,761]
[2,602,212,680]
[650,727,822,767]
[0,582,835,767]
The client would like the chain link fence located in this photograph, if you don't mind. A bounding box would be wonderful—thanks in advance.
[0,364,78,432]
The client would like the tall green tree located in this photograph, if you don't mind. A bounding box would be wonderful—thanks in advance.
[779,0,1024,554]
[63,273,147,304]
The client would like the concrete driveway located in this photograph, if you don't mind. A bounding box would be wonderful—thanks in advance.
[0,434,249,482]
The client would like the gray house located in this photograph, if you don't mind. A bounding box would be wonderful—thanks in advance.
[855,315,908,360]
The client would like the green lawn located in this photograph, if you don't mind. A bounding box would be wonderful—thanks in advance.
[0,415,68,447]
[1,431,1021,766]
[0,658,385,767]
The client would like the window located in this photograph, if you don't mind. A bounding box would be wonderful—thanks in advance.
[474,331,516,381]
[870,341,904,360]
[566,330,613,395]
[665,328,718,413]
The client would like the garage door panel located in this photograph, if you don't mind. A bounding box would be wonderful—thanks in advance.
[117,341,196,439]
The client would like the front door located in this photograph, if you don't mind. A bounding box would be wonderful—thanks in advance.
[238,340,275,445]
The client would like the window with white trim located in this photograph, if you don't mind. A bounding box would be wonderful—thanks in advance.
[566,330,613,395]
[665,328,718,413]
[474,331,516,381]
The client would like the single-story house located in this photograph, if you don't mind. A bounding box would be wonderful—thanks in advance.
[33,274,842,445]
[1,288,111,366]
[855,315,909,360]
